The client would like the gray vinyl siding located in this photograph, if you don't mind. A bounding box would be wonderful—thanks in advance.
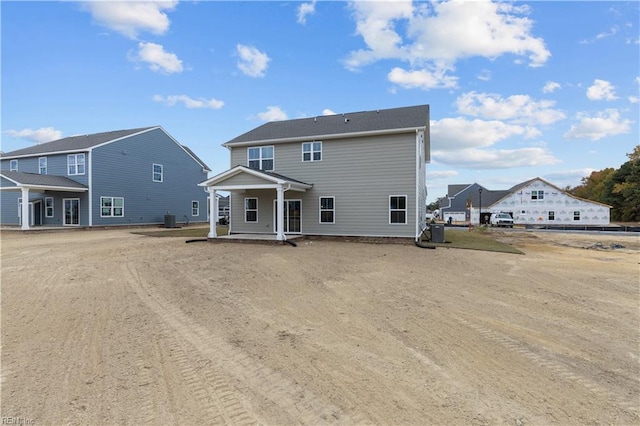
[229,190,279,234]
[91,128,209,226]
[220,172,274,186]
[1,153,85,182]
[229,132,419,237]
[0,190,89,226]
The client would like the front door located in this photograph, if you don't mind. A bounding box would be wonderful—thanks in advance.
[274,199,301,234]
[64,198,80,226]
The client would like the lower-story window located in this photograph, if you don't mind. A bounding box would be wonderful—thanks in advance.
[319,196,335,224]
[245,197,258,222]
[192,201,199,216]
[573,211,580,221]
[389,195,407,224]
[45,197,54,218]
[101,196,124,217]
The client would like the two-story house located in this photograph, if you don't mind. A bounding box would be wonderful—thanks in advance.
[0,126,211,230]
[199,105,430,241]
[439,177,611,225]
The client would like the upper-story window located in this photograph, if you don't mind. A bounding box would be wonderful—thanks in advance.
[39,157,47,175]
[67,154,85,175]
[10,160,18,171]
[531,190,544,200]
[302,142,322,162]
[153,164,163,182]
[248,146,274,171]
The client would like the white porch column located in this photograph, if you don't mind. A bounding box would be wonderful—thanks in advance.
[21,187,30,230]
[208,189,217,238]
[276,184,285,241]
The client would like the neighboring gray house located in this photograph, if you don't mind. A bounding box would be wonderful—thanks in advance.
[199,105,430,241]
[1,126,211,230]
[439,177,611,225]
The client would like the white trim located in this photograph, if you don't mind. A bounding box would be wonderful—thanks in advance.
[10,159,18,171]
[302,141,322,162]
[198,165,312,191]
[244,197,258,223]
[152,163,163,182]
[191,200,200,217]
[389,195,408,225]
[319,196,335,224]
[45,197,54,218]
[273,198,302,235]
[63,198,80,226]
[247,145,274,171]
[100,196,124,217]
[224,126,426,148]
[67,153,86,175]
[0,184,87,192]
[87,150,92,226]
[38,157,47,174]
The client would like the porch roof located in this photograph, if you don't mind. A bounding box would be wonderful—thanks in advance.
[198,165,312,192]
[0,171,88,192]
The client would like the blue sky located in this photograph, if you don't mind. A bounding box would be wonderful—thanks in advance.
[2,1,638,202]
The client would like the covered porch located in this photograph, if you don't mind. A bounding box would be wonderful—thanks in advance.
[0,171,88,230]
[198,165,312,241]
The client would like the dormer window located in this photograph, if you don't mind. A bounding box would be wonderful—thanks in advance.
[248,146,274,171]
[302,142,322,162]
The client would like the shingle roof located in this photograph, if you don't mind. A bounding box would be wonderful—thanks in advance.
[225,104,429,145]
[1,126,157,157]
[1,171,88,189]
[181,145,211,172]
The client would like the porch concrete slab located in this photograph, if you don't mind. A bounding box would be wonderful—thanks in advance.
[211,233,305,244]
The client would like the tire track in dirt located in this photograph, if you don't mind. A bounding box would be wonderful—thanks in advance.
[123,262,370,425]
[453,315,640,418]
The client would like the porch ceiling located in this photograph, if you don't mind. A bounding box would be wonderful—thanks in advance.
[199,165,312,192]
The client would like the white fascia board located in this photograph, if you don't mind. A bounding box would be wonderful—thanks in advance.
[88,127,159,151]
[206,184,280,191]
[0,184,88,192]
[222,126,426,148]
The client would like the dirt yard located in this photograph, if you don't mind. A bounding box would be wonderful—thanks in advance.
[1,228,638,425]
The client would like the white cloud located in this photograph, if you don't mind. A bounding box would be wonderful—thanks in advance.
[629,96,640,104]
[430,117,529,150]
[132,42,183,74]
[345,0,550,83]
[544,168,596,187]
[297,1,316,25]
[153,95,224,109]
[4,127,62,144]
[388,66,458,90]
[236,44,270,78]
[427,170,459,179]
[322,109,337,115]
[433,147,560,169]
[455,91,566,125]
[586,79,618,101]
[81,1,178,39]
[477,69,491,82]
[257,106,288,122]
[542,81,561,94]
[564,109,632,141]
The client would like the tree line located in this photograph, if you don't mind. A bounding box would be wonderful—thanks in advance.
[568,145,640,222]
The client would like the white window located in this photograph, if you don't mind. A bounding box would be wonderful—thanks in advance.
[67,154,85,175]
[247,146,274,171]
[192,201,199,216]
[39,157,47,175]
[389,195,407,224]
[153,164,163,182]
[548,211,555,221]
[319,196,335,224]
[45,197,54,218]
[245,198,258,222]
[100,197,124,217]
[531,190,544,200]
[302,142,322,162]
[10,159,18,171]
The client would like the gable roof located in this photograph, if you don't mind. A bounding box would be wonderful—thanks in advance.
[1,171,88,191]
[224,104,429,146]
[1,127,157,158]
[491,177,612,208]
[1,126,211,172]
[199,165,312,192]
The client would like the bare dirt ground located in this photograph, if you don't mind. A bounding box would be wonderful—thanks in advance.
[1,227,638,425]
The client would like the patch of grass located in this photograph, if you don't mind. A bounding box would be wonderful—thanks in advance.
[425,227,524,254]
[132,226,229,238]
